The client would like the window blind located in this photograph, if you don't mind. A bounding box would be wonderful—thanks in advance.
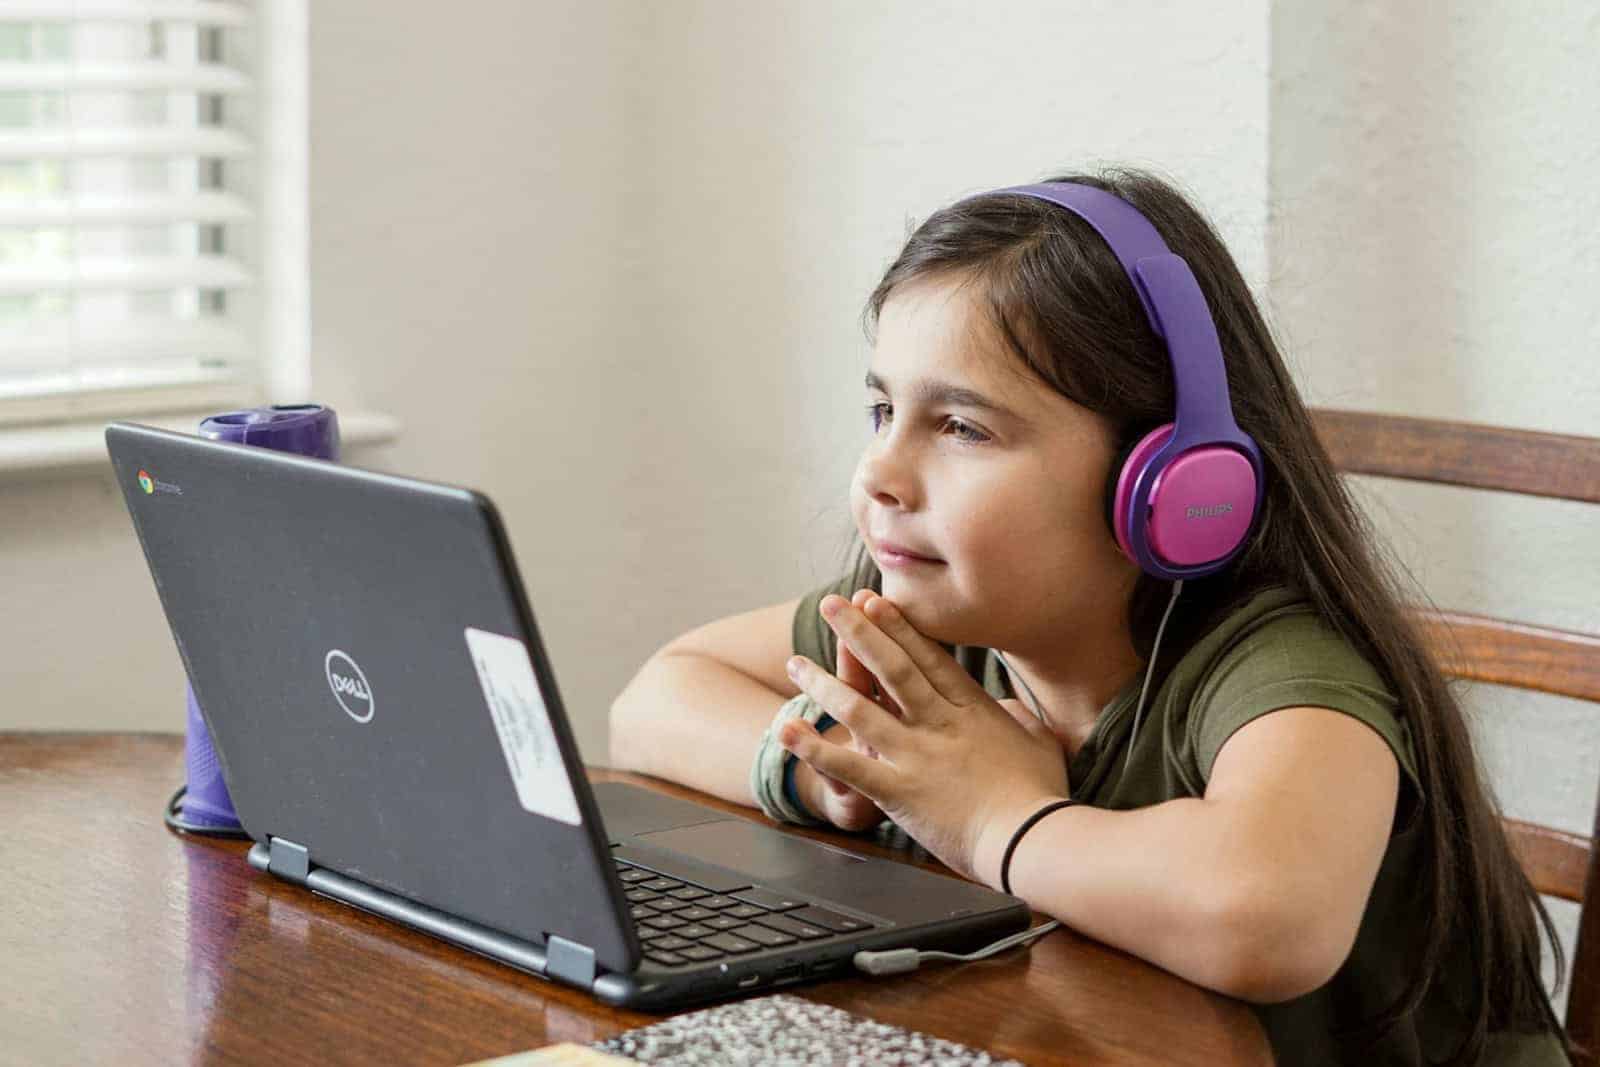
[0,1,266,427]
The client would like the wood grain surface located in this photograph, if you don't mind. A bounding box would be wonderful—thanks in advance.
[0,732,1272,1066]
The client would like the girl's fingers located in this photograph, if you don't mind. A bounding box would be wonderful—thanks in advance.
[842,650,902,726]
[835,590,877,696]
[817,594,941,725]
[779,719,892,801]
[834,592,895,765]
[835,635,875,760]
[856,594,987,709]
[835,618,873,697]
[787,654,906,755]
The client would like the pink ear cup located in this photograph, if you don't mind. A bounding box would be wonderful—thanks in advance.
[1112,424,1174,559]
[1113,424,1260,569]
[1148,448,1258,565]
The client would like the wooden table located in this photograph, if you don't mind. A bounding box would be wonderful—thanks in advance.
[0,733,1272,1066]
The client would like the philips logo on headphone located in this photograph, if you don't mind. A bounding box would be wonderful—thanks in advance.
[325,649,374,723]
[1186,503,1235,520]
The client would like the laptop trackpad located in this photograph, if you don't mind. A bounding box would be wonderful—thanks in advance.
[635,819,865,883]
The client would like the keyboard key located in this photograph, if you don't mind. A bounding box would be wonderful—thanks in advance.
[675,923,717,939]
[647,896,692,912]
[641,878,684,892]
[645,950,686,966]
[648,935,695,951]
[629,905,657,920]
[754,914,831,940]
[619,868,656,884]
[723,904,769,920]
[789,906,873,933]
[705,916,745,931]
[732,924,796,947]
[624,888,655,903]
[679,944,724,961]
[641,914,685,931]
[698,894,740,910]
[731,887,808,911]
[674,906,717,923]
[668,885,710,901]
[703,932,761,955]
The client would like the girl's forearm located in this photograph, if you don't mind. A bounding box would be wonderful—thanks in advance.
[975,795,1315,1003]
[609,651,787,808]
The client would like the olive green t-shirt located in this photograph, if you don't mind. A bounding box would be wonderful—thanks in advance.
[792,557,1568,1066]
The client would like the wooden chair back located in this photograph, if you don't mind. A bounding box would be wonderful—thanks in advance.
[1311,408,1600,1062]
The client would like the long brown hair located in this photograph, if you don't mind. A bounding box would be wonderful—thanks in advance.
[843,165,1569,1063]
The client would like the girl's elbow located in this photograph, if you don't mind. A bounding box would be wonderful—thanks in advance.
[1208,886,1353,1004]
[1220,941,1345,1005]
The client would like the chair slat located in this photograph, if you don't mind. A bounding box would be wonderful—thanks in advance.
[1410,610,1600,704]
[1312,409,1600,503]
[1505,817,1591,901]
[1312,405,1600,1051]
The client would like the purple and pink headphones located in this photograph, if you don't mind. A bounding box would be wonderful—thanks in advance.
[973,181,1265,583]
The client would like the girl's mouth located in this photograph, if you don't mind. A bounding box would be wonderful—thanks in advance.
[877,547,944,569]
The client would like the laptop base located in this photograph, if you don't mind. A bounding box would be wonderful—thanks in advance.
[245,840,1030,1012]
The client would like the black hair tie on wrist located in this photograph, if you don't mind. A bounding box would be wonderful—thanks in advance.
[1001,798,1079,895]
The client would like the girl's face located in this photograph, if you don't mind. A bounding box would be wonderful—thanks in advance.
[850,274,1142,658]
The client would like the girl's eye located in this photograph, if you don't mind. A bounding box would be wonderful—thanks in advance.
[864,402,989,444]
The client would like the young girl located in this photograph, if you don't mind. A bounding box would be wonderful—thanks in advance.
[610,167,1570,1065]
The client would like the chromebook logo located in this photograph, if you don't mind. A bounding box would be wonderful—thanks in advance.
[135,468,183,496]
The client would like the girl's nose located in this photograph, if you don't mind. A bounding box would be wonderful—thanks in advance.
[858,438,919,510]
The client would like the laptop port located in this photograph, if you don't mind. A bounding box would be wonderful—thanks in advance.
[805,959,840,977]
[737,974,761,988]
[775,964,802,983]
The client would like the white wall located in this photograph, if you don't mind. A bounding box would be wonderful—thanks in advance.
[1269,0,1600,1013]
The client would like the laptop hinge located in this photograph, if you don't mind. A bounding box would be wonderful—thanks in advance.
[545,934,597,988]
[267,836,311,885]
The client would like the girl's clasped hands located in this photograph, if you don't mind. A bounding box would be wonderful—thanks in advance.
[781,590,1071,886]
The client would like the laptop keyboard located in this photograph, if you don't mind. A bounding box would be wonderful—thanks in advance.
[615,859,876,969]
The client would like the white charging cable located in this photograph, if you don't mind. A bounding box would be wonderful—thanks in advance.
[853,918,1063,976]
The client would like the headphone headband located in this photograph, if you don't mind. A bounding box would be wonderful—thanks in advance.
[987,182,1247,446]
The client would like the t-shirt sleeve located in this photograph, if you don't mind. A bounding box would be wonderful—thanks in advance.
[792,552,882,675]
[1190,609,1425,834]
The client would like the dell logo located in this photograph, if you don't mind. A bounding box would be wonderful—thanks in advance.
[325,649,374,723]
[1186,503,1235,520]
[331,672,370,700]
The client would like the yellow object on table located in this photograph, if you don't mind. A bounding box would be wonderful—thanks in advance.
[461,1043,636,1066]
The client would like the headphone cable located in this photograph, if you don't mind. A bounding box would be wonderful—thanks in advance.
[1126,578,1184,772]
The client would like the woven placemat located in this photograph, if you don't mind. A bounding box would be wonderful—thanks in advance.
[591,992,1026,1066]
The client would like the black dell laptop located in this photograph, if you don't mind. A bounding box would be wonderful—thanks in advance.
[105,421,1031,1010]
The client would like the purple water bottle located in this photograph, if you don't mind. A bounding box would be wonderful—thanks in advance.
[171,404,341,833]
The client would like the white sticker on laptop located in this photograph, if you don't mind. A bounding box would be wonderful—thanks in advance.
[465,626,582,826]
